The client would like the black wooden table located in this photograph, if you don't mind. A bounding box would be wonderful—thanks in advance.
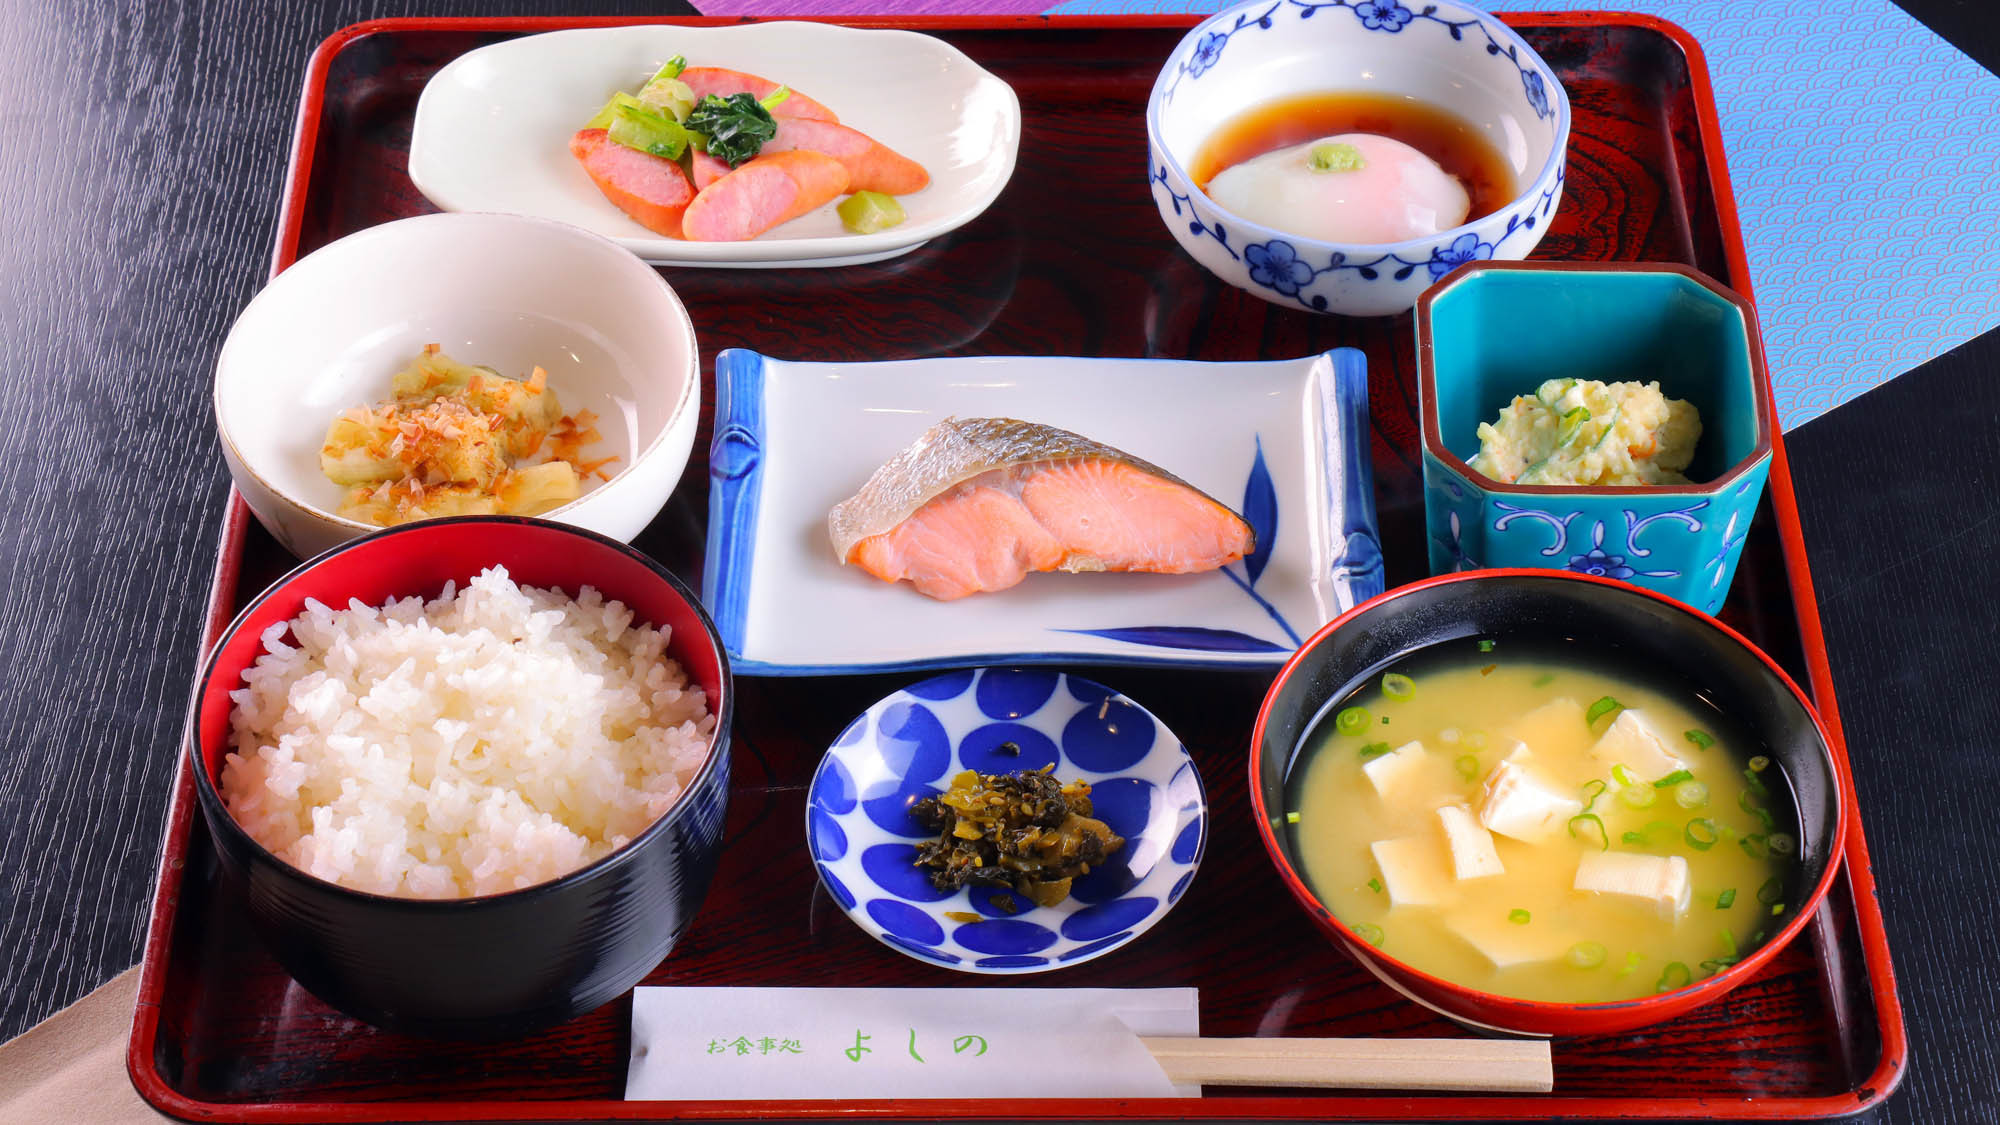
[0,1,1992,1121]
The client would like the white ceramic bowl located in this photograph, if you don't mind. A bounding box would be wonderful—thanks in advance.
[214,212,700,558]
[1146,0,1571,317]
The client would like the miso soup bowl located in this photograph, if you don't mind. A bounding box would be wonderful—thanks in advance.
[1146,0,1569,317]
[186,517,732,1040]
[1419,261,1774,613]
[1249,570,1848,1037]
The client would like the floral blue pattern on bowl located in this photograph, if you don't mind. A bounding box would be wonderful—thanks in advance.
[1417,262,1775,614]
[1146,0,1571,317]
[807,669,1206,975]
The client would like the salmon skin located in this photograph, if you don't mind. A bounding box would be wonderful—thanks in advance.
[828,418,1257,601]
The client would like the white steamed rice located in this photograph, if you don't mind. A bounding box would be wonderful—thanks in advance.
[221,565,713,899]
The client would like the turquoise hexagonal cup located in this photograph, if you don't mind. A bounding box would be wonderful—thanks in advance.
[1417,262,1774,614]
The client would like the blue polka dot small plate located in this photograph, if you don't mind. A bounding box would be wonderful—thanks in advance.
[806,668,1207,974]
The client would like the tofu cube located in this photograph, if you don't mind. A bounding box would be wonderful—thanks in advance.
[1503,740,1533,763]
[1574,850,1692,921]
[1503,697,1590,757]
[1446,912,1574,969]
[1589,709,1687,782]
[1477,759,1583,844]
[1369,834,1454,908]
[1362,739,1428,799]
[1436,804,1505,880]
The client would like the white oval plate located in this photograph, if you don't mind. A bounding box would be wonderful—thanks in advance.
[409,24,1022,268]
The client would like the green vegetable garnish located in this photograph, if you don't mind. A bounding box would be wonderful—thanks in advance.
[1567,941,1607,969]
[1532,672,1555,687]
[1653,769,1694,789]
[1556,405,1592,445]
[1740,834,1769,859]
[603,97,692,160]
[1358,741,1391,759]
[1567,812,1609,851]
[1477,639,1496,653]
[1699,957,1738,975]
[1673,780,1710,808]
[1454,753,1480,782]
[1716,888,1737,909]
[1771,903,1785,916]
[1768,832,1797,856]
[1719,927,1737,957]
[1619,783,1658,810]
[1617,951,1643,977]
[1742,765,1769,797]
[1684,818,1718,851]
[1306,141,1366,172]
[1353,922,1385,947]
[1756,877,1785,906]
[1508,908,1531,925]
[1684,728,1715,750]
[1656,961,1692,992]
[1620,831,1646,845]
[1381,673,1416,700]
[686,92,781,167]
[1335,706,1372,736]
[1367,877,1383,893]
[1611,764,1639,787]
[1586,696,1624,726]
[1285,810,1300,824]
[1740,788,1775,829]
[1749,755,1770,772]
[837,191,907,234]
[1580,778,1607,812]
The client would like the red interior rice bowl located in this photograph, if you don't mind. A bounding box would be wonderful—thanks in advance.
[220,565,715,898]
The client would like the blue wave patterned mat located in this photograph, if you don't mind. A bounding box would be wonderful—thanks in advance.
[1043,0,2000,430]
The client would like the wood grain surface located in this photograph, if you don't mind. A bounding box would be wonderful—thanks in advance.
[0,2,1992,1124]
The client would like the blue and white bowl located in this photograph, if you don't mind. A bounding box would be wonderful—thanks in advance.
[806,669,1207,974]
[1146,0,1571,317]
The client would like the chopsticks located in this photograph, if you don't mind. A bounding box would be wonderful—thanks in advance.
[1139,1036,1553,1093]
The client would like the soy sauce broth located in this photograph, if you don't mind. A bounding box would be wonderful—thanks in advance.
[1283,637,1796,1004]
[1192,91,1516,224]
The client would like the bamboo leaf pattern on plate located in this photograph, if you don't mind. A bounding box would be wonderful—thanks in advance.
[1241,435,1278,586]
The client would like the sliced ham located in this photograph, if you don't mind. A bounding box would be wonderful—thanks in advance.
[681,150,850,242]
[568,128,695,238]
[763,118,930,196]
[679,66,839,122]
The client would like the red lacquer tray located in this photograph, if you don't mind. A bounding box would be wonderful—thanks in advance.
[130,13,1906,1122]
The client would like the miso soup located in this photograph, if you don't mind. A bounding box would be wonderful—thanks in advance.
[1286,639,1796,1004]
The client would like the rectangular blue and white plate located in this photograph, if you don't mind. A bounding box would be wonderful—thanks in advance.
[702,348,1382,675]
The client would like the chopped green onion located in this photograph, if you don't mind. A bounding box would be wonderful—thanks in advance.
[1617,951,1643,977]
[1454,754,1480,782]
[1716,888,1737,909]
[1533,672,1555,687]
[1656,961,1692,992]
[1749,755,1770,772]
[1567,941,1607,969]
[1720,824,1739,841]
[1580,779,1608,811]
[1478,639,1496,653]
[1611,764,1640,787]
[1674,780,1710,808]
[1568,813,1609,851]
[1653,769,1694,788]
[1619,783,1658,810]
[1381,673,1416,700]
[1768,832,1797,856]
[1756,877,1785,906]
[1749,929,1766,945]
[1742,766,1769,796]
[1740,834,1769,859]
[1367,877,1383,894]
[1771,903,1785,916]
[1586,696,1625,725]
[1358,741,1391,760]
[1285,810,1300,824]
[1509,908,1531,925]
[836,191,907,235]
[1685,818,1718,851]
[1719,928,1737,957]
[1557,405,1593,445]
[1381,716,1390,725]
[1684,728,1715,750]
[1353,922,1385,947]
[1335,706,1371,736]
[1306,141,1367,172]
[1699,957,1739,975]
[1621,831,1646,845]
